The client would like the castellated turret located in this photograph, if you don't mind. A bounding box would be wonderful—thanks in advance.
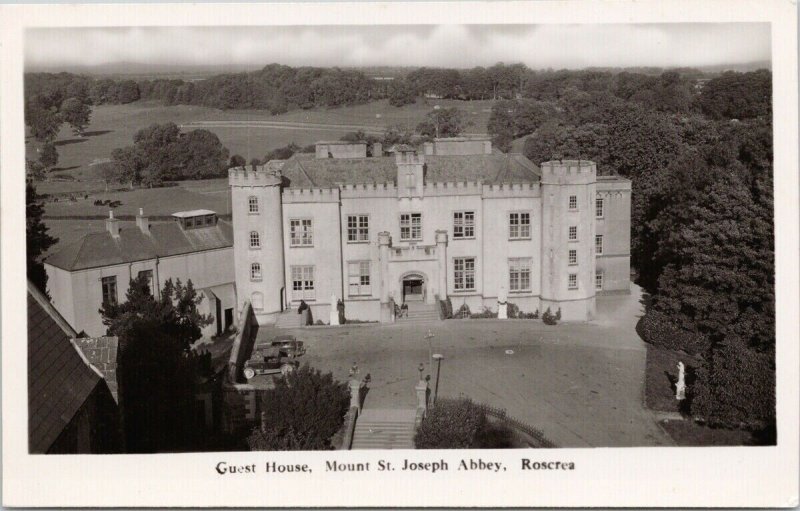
[539,160,598,321]
[229,165,285,321]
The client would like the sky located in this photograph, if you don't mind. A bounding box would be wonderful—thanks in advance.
[26,24,771,70]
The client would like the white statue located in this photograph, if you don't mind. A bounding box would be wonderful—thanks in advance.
[676,361,686,401]
[329,293,340,326]
[497,286,508,319]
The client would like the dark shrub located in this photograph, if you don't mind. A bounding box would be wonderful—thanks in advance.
[470,307,497,319]
[637,309,711,356]
[415,399,486,449]
[542,307,558,325]
[248,365,349,450]
[454,303,471,319]
[519,309,540,320]
[690,338,775,432]
[438,299,454,319]
[506,302,520,319]
[474,421,517,448]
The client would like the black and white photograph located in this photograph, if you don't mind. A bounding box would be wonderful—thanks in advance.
[3,1,798,507]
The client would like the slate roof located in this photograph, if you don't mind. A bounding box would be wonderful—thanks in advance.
[45,219,233,272]
[28,281,103,454]
[280,152,540,188]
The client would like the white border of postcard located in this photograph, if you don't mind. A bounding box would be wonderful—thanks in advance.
[2,1,798,507]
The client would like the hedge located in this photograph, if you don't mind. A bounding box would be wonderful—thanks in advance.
[414,398,486,449]
[637,309,711,356]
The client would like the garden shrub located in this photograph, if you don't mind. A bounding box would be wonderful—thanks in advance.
[690,338,775,431]
[439,299,454,319]
[506,302,520,319]
[473,421,517,448]
[519,309,539,320]
[248,365,349,450]
[470,307,497,319]
[414,399,487,449]
[542,307,558,325]
[637,309,711,356]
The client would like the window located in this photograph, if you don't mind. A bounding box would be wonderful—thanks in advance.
[290,219,313,247]
[595,271,604,290]
[509,258,531,292]
[348,261,371,296]
[291,266,315,301]
[569,195,578,210]
[454,257,476,291]
[137,270,154,295]
[347,215,369,243]
[185,217,195,229]
[250,263,262,281]
[400,213,422,241]
[568,273,578,290]
[595,235,604,255]
[249,231,261,249]
[509,212,531,240]
[205,214,215,226]
[596,197,604,218]
[101,276,117,306]
[251,292,264,310]
[453,211,475,239]
[568,249,577,265]
[568,226,578,241]
[248,196,259,214]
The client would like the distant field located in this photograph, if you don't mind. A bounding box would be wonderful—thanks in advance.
[29,98,496,195]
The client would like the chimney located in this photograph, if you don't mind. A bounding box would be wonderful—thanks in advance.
[372,142,382,157]
[136,208,149,234]
[106,210,120,238]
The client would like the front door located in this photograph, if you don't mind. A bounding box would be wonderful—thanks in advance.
[403,278,424,302]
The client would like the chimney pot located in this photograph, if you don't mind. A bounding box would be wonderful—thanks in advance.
[136,207,150,234]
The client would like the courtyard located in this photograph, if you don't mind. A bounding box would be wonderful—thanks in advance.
[256,285,673,448]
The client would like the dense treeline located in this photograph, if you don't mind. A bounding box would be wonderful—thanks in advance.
[499,69,773,435]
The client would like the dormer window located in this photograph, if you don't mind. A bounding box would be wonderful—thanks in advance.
[172,210,218,230]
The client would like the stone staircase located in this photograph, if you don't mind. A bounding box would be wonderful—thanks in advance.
[397,301,441,323]
[274,310,303,329]
[351,408,417,450]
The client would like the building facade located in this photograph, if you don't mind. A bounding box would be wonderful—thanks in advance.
[44,209,237,338]
[230,138,631,324]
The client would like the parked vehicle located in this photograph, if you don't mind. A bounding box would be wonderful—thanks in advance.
[243,335,305,380]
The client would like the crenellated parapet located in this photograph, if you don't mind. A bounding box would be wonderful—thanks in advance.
[482,182,540,199]
[340,182,397,199]
[540,160,597,185]
[282,187,340,203]
[228,167,282,187]
[423,181,484,197]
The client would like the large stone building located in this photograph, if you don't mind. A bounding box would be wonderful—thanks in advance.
[44,209,236,338]
[230,137,631,324]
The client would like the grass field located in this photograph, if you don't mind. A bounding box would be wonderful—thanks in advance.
[30,98,496,196]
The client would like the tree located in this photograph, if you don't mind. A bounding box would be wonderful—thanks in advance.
[26,159,46,181]
[26,183,58,295]
[110,146,142,188]
[173,129,230,179]
[697,69,772,120]
[247,365,349,450]
[26,100,62,142]
[60,97,92,136]
[39,142,59,170]
[228,154,246,168]
[388,78,417,107]
[94,160,121,192]
[416,107,469,139]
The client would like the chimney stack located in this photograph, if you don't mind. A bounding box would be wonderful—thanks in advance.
[106,210,120,238]
[136,208,149,234]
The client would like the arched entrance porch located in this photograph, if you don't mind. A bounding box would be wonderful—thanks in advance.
[400,272,427,303]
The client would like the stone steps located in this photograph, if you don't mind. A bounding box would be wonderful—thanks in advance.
[275,311,303,329]
[396,303,441,322]
[351,408,417,450]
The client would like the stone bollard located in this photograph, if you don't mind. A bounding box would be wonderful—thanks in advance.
[349,379,362,411]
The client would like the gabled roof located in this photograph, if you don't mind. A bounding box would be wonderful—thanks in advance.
[280,152,540,189]
[45,219,233,272]
[28,281,103,454]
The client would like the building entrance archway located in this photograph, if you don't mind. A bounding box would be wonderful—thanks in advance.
[401,273,426,303]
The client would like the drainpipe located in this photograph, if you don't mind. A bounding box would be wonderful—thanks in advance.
[154,256,161,300]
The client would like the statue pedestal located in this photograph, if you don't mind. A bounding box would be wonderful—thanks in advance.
[498,303,508,319]
[329,310,340,326]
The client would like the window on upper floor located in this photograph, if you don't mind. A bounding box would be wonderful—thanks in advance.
[568,225,578,241]
[249,231,261,249]
[250,263,262,281]
[291,265,315,301]
[595,235,604,255]
[568,273,578,290]
[101,276,118,306]
[595,271,604,290]
[509,212,531,240]
[400,213,422,241]
[454,257,476,292]
[137,269,154,295]
[248,196,259,214]
[290,219,313,247]
[596,197,604,219]
[347,215,369,243]
[453,211,475,239]
[509,258,531,292]
[569,195,578,210]
[568,249,578,265]
[348,261,371,297]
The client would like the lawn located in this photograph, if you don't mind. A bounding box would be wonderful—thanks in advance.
[29,98,497,194]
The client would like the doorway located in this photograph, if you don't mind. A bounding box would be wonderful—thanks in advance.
[402,275,425,303]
